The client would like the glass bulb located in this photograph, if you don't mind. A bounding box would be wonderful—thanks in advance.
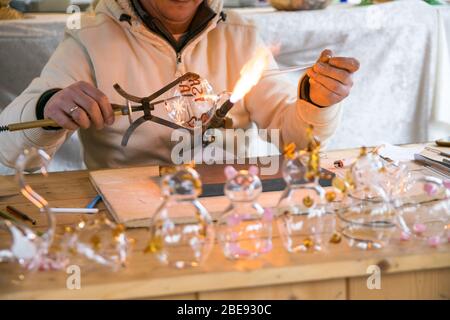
[62,217,129,270]
[277,156,336,253]
[164,76,219,129]
[217,166,273,260]
[147,166,215,268]
[396,177,450,247]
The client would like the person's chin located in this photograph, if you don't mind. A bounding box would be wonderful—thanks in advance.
[159,0,200,22]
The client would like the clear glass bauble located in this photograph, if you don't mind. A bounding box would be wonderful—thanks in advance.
[348,150,386,201]
[164,76,220,129]
[277,157,337,253]
[62,216,129,270]
[146,167,215,268]
[217,166,273,260]
[396,177,450,247]
[335,149,410,250]
[336,198,397,250]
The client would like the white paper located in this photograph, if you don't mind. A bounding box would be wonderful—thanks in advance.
[377,143,424,162]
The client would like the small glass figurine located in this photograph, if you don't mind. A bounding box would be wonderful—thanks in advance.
[0,148,67,271]
[217,165,273,260]
[334,147,399,250]
[62,216,129,270]
[276,129,339,253]
[0,148,130,273]
[397,176,450,247]
[346,146,386,202]
[146,165,215,269]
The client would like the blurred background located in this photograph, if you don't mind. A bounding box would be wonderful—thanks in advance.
[0,0,449,174]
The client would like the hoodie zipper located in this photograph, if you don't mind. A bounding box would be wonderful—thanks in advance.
[174,19,217,72]
[174,10,224,71]
[175,51,182,74]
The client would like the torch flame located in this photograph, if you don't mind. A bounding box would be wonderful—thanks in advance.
[230,47,271,104]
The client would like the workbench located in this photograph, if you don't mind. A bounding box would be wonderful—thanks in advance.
[0,146,449,299]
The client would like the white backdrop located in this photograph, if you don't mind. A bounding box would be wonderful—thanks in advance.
[0,1,449,174]
[247,1,450,149]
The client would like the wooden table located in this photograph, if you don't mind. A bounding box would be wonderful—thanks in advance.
[0,146,449,300]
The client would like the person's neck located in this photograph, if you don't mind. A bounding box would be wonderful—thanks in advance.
[140,1,194,34]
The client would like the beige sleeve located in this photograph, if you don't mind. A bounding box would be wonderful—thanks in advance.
[243,34,342,151]
[0,34,94,169]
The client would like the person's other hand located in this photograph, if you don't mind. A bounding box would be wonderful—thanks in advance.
[306,49,360,108]
[44,81,114,130]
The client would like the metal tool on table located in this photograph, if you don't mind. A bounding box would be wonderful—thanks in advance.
[6,205,36,225]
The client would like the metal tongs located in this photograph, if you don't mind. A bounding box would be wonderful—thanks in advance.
[114,72,200,146]
[0,73,201,147]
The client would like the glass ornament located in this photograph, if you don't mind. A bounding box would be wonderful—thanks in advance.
[62,216,129,270]
[0,148,130,272]
[348,153,413,206]
[0,148,67,271]
[164,75,227,129]
[277,136,338,253]
[346,147,387,202]
[396,176,450,247]
[334,147,411,250]
[336,199,397,250]
[375,162,413,206]
[217,166,273,260]
[146,166,215,268]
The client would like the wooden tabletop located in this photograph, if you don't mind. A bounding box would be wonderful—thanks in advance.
[0,146,449,300]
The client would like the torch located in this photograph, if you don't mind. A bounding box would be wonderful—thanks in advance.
[207,47,271,130]
[0,104,140,133]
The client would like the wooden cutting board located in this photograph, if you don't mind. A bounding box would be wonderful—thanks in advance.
[89,165,286,228]
[89,166,162,228]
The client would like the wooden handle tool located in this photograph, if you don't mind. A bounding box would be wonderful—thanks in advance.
[1,106,129,132]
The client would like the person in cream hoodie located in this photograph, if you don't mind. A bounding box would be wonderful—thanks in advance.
[0,0,359,170]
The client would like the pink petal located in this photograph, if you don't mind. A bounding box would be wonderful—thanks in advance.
[400,231,411,241]
[248,166,259,176]
[413,223,427,234]
[227,215,241,227]
[224,166,238,180]
[424,183,437,196]
[229,231,239,241]
[428,236,441,247]
[262,208,273,222]
[443,180,450,190]
[228,242,249,256]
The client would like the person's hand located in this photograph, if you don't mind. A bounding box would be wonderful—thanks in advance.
[44,81,114,130]
[306,49,360,108]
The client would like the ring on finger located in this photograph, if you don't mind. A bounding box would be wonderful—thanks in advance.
[69,106,79,114]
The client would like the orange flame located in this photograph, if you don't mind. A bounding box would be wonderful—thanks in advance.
[230,47,271,104]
